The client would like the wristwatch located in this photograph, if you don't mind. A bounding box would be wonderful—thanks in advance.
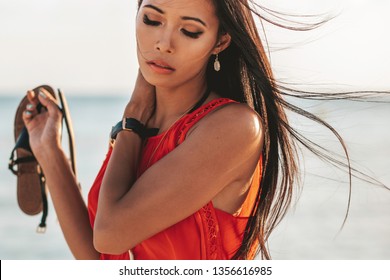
[110,118,146,140]
[110,118,159,140]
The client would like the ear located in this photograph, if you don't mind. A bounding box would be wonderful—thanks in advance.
[213,32,231,54]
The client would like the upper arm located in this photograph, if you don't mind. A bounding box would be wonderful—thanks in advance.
[94,103,264,254]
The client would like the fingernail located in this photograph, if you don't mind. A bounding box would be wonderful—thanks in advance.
[39,90,47,99]
[25,110,32,115]
[27,90,35,98]
[26,104,34,110]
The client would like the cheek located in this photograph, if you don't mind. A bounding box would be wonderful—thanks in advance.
[179,39,215,66]
[136,24,153,55]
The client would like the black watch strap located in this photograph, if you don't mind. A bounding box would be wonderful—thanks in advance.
[110,118,160,140]
[111,118,145,140]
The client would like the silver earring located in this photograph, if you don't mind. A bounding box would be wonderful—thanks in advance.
[214,54,221,72]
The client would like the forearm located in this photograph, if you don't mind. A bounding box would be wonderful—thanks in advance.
[93,70,155,253]
[93,104,149,253]
[99,103,148,202]
[99,131,142,203]
[39,148,100,259]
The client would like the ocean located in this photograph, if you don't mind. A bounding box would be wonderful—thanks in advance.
[1,94,389,260]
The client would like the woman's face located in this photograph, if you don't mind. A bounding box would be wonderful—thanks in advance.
[136,0,225,89]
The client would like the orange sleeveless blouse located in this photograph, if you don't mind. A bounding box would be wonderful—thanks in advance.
[88,98,262,260]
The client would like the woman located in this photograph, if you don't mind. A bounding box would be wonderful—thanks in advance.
[21,0,345,260]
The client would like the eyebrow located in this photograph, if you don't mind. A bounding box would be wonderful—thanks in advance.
[143,4,207,27]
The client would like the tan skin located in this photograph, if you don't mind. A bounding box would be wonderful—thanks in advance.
[23,0,264,257]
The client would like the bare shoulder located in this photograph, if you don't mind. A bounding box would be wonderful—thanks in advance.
[215,102,263,133]
[188,101,264,145]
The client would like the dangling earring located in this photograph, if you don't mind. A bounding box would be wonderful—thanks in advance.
[214,53,221,72]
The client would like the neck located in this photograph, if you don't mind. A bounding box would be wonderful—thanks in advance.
[149,82,209,130]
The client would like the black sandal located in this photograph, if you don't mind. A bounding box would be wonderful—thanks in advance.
[8,85,78,233]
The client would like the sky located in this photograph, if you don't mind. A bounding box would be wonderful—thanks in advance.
[0,0,389,96]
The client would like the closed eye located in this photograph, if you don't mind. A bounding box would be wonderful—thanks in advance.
[181,29,203,39]
[143,14,161,26]
[143,14,203,39]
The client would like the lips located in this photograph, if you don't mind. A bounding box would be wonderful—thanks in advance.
[147,60,175,71]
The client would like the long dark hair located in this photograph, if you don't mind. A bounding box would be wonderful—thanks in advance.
[208,0,302,259]
[137,0,388,259]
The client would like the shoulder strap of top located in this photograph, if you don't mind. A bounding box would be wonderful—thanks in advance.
[176,98,237,145]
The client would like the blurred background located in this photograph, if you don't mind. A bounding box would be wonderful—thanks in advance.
[0,0,389,259]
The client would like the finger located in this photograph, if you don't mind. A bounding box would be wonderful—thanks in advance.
[37,87,56,103]
[25,102,38,116]
[22,109,34,125]
[24,90,40,120]
[37,88,62,118]
[27,90,35,102]
[26,90,39,105]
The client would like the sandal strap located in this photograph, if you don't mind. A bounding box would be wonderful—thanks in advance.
[12,155,36,165]
[8,149,37,175]
[58,89,77,178]
[36,166,48,233]
[13,127,32,153]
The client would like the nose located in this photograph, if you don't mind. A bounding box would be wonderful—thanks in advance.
[155,29,174,54]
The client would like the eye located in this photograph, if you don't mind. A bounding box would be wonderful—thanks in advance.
[181,29,203,39]
[143,14,161,26]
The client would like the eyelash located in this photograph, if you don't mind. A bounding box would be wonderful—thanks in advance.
[142,15,203,39]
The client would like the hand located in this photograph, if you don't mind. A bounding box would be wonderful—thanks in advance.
[123,70,156,124]
[22,88,63,159]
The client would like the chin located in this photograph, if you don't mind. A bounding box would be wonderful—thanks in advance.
[139,65,176,89]
[140,71,162,87]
